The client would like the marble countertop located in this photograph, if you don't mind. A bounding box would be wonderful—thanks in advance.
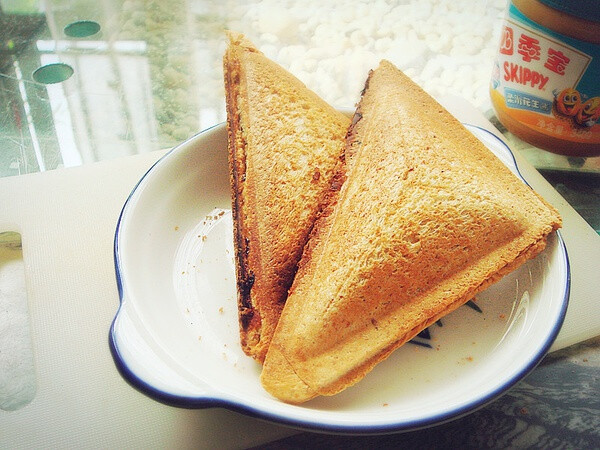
[1,0,599,447]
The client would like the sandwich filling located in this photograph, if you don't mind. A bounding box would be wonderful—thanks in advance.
[224,42,256,334]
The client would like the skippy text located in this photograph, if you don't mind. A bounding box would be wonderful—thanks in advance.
[503,61,549,90]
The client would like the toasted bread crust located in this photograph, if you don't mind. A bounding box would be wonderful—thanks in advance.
[261,60,561,403]
[224,32,350,362]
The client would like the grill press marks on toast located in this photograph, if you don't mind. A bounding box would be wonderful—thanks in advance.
[261,60,561,404]
[224,32,350,362]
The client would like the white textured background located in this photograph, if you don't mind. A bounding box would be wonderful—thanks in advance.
[224,0,506,110]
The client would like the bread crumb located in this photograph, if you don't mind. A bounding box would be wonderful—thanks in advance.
[383,403,389,407]
[219,307,224,314]
[174,226,179,231]
[499,313,506,319]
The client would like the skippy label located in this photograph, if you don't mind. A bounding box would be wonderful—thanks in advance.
[491,3,600,143]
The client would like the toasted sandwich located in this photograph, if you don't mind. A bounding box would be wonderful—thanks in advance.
[261,60,562,403]
[223,32,351,362]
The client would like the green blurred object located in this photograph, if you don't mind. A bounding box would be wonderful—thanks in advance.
[63,20,100,38]
[32,62,74,84]
[0,0,41,14]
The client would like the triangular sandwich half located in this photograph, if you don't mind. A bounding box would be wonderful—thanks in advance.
[223,32,351,362]
[261,60,562,403]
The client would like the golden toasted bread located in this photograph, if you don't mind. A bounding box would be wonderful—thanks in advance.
[261,60,562,403]
[223,32,350,362]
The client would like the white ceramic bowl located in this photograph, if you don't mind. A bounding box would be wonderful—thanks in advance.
[110,122,569,433]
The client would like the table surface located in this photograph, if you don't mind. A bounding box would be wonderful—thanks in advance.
[1,1,599,448]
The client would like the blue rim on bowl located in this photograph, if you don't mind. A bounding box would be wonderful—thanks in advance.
[109,123,570,434]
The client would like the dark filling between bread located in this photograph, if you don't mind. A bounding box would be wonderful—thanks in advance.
[225,56,255,331]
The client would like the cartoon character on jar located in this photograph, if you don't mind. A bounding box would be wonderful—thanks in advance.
[574,97,600,127]
[554,88,582,118]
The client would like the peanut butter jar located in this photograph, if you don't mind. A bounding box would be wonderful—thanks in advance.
[490,0,600,157]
